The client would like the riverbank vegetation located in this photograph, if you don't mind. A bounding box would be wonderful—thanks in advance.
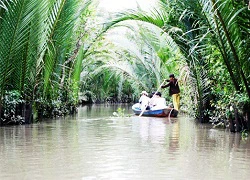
[0,0,249,133]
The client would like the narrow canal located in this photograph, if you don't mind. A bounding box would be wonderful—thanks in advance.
[1,104,250,180]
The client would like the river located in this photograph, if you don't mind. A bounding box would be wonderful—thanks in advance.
[1,104,250,180]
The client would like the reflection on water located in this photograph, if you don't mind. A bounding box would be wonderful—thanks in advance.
[0,104,250,180]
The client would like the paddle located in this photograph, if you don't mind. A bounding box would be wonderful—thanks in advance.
[139,80,166,117]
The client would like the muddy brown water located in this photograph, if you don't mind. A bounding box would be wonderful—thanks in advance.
[1,104,250,180]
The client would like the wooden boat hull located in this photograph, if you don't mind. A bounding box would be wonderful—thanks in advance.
[132,103,178,117]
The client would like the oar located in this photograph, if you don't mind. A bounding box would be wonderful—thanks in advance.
[168,108,174,122]
[139,80,166,117]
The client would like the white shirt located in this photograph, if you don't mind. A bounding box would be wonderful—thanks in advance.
[139,95,150,108]
[150,97,167,110]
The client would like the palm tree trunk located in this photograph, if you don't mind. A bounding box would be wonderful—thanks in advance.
[0,103,2,126]
[229,113,235,132]
[234,106,241,132]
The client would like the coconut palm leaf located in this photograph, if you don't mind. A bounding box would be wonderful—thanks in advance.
[39,0,91,99]
[0,0,41,98]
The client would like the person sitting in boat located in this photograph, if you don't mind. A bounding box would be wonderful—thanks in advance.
[139,91,150,110]
[150,91,167,110]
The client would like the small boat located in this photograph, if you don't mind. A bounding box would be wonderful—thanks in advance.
[132,103,178,117]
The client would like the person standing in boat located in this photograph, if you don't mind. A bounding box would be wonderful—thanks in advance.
[139,91,150,110]
[161,74,180,111]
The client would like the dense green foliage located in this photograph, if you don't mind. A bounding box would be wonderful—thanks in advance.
[0,0,249,132]
[0,0,96,124]
[103,0,250,130]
